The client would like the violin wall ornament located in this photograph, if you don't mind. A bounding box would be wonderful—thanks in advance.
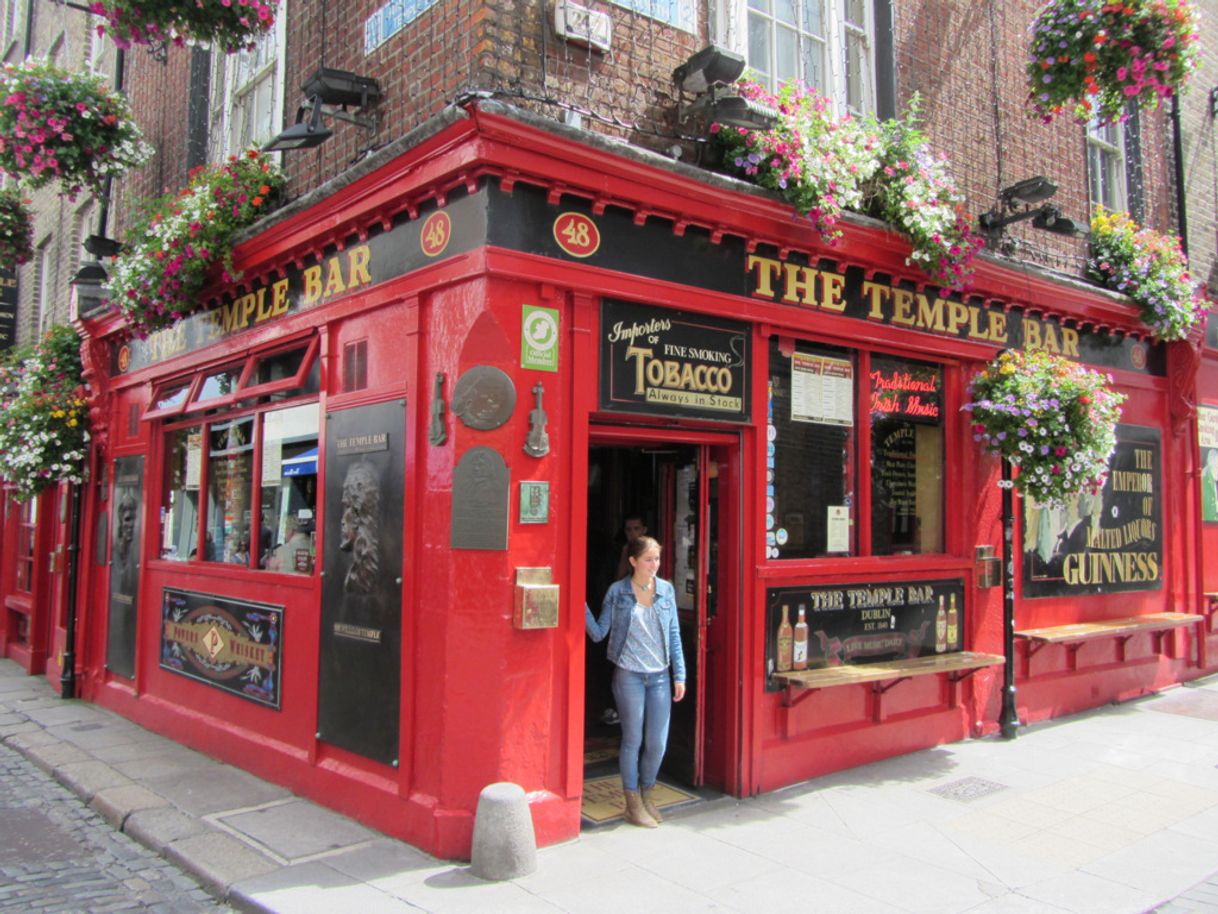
[429,372,447,446]
[525,381,550,458]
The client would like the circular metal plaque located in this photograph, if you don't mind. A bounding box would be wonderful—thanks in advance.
[451,365,516,430]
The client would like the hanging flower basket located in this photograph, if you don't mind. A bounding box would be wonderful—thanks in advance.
[963,349,1125,507]
[0,188,33,271]
[712,82,982,292]
[1088,206,1205,341]
[89,0,278,54]
[0,59,153,200]
[106,149,286,338]
[0,324,90,501]
[1026,0,1199,125]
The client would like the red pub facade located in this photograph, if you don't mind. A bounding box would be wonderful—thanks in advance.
[2,0,1217,862]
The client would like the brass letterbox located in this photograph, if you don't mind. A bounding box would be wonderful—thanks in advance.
[514,567,560,629]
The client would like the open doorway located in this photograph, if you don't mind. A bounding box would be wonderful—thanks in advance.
[582,435,730,825]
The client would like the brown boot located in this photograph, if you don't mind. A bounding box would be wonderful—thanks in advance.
[622,789,658,828]
[640,786,663,824]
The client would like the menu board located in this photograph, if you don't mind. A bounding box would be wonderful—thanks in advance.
[791,352,853,426]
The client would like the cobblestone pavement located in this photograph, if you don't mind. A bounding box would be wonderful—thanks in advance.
[0,741,233,914]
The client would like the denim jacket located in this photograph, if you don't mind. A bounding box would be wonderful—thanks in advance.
[586,577,686,683]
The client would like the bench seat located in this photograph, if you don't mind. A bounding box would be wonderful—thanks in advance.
[1015,612,1199,644]
[772,651,1005,714]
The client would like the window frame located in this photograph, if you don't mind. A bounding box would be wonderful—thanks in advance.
[141,334,319,422]
[766,333,952,563]
[715,0,879,115]
[157,379,319,572]
[1086,118,1128,214]
[207,4,286,160]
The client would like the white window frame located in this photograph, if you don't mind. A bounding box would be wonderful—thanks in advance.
[208,6,286,160]
[36,243,53,337]
[713,0,876,114]
[1087,120,1127,213]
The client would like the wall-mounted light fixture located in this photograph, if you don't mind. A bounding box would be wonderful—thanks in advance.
[674,46,778,132]
[264,67,381,153]
[979,176,1089,240]
[70,233,124,320]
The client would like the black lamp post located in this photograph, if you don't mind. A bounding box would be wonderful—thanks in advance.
[999,459,1020,739]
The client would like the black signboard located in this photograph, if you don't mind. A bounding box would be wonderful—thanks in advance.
[1022,425,1163,597]
[764,579,965,691]
[317,400,405,765]
[0,268,16,354]
[106,456,143,679]
[599,299,750,422]
[159,588,282,708]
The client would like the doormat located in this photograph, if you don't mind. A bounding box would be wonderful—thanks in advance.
[580,774,699,825]
[584,736,618,766]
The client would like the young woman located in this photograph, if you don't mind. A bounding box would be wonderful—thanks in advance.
[585,535,686,828]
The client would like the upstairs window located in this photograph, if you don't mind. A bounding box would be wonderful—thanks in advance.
[208,12,285,158]
[716,0,879,114]
[1087,119,1127,214]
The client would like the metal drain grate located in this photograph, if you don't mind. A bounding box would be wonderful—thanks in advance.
[929,776,1008,802]
[69,723,105,732]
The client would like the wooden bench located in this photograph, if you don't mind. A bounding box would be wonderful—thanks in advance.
[1015,612,1202,670]
[771,651,1005,719]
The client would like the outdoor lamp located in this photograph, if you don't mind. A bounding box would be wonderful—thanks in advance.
[978,176,1087,239]
[70,260,109,319]
[263,97,333,152]
[674,45,777,133]
[673,45,746,94]
[264,68,381,153]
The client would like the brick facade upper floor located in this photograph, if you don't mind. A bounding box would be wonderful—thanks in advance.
[18,0,1218,307]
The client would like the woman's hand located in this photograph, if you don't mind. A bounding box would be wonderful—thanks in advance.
[673,681,686,702]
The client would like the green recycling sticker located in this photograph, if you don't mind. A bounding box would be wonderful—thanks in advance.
[521,304,559,372]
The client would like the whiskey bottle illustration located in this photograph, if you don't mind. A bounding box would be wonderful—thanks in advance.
[776,604,794,672]
[946,593,959,649]
[935,595,947,653]
[793,604,809,671]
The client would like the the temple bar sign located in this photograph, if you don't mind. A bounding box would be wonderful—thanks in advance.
[599,299,751,423]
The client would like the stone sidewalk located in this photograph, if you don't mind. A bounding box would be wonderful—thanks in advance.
[3,657,1218,913]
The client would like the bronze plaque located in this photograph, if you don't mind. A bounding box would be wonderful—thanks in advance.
[451,365,516,430]
[318,400,405,765]
[452,447,509,550]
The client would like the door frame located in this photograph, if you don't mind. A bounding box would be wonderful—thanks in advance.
[586,423,742,791]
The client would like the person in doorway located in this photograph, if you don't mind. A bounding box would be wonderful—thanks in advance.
[586,535,686,829]
[597,513,649,726]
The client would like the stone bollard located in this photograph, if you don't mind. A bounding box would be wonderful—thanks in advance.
[470,782,537,881]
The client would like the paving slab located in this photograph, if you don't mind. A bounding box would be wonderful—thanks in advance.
[230,861,419,914]
[216,799,378,861]
[146,766,292,817]
[126,805,219,853]
[53,758,133,802]
[164,831,279,897]
[91,783,172,829]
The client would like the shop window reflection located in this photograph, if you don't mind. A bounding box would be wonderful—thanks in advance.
[161,427,202,561]
[869,355,945,555]
[206,417,254,565]
[259,402,319,573]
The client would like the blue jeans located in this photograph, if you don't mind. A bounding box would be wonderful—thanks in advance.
[612,666,672,791]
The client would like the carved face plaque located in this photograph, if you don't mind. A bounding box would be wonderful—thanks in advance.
[451,365,516,430]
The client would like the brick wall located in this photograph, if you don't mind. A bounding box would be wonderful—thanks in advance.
[102,0,1197,292]
[1180,0,1218,294]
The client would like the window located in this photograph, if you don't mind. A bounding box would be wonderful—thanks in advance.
[35,243,52,337]
[1087,119,1126,213]
[767,338,946,560]
[717,0,878,113]
[208,12,284,158]
[160,403,318,572]
[142,337,319,421]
